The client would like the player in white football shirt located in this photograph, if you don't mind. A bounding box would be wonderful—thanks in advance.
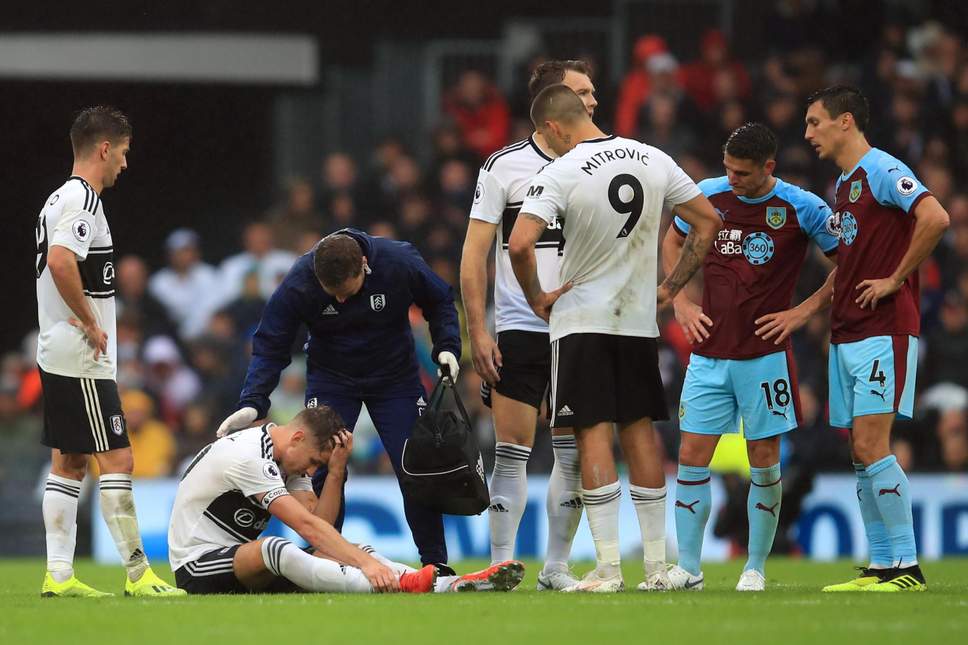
[509,85,721,592]
[460,60,596,590]
[35,106,183,598]
[170,406,525,594]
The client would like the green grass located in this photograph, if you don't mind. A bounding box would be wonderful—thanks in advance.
[2,558,967,645]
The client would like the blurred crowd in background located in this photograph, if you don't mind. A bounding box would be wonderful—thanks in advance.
[3,10,967,495]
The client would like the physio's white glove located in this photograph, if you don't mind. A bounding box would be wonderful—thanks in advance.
[437,351,460,384]
[216,406,258,438]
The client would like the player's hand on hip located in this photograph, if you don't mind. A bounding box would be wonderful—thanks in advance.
[855,276,901,310]
[531,282,573,323]
[362,560,400,593]
[755,306,809,345]
[216,406,258,438]
[673,299,713,344]
[68,318,108,361]
[437,351,460,384]
[469,330,502,386]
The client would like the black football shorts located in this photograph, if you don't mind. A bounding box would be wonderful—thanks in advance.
[550,334,668,428]
[40,369,130,454]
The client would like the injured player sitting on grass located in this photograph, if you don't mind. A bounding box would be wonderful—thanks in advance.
[168,406,524,594]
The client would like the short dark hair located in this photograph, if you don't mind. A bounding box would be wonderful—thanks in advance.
[70,106,132,155]
[806,85,870,132]
[292,405,345,449]
[530,84,588,129]
[528,60,593,101]
[313,234,363,287]
[723,122,778,165]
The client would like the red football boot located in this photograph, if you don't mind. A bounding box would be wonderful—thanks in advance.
[450,560,525,592]
[399,564,437,593]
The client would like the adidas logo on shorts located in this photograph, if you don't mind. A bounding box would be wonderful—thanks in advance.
[556,405,574,417]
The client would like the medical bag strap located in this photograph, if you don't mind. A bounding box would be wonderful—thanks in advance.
[426,375,449,411]
[443,378,472,428]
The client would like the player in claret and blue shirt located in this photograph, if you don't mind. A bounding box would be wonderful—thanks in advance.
[806,85,950,592]
[661,123,838,592]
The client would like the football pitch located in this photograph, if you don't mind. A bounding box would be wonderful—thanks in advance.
[2,558,966,645]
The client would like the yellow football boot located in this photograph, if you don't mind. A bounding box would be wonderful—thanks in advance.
[821,567,888,592]
[864,566,926,592]
[124,567,187,597]
[41,572,113,598]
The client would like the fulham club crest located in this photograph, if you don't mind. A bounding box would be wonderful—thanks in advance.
[370,294,386,312]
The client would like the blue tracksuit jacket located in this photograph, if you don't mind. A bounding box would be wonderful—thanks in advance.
[237,228,461,418]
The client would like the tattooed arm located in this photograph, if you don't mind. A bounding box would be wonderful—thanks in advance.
[508,213,547,305]
[509,213,572,322]
[658,193,720,308]
[662,224,712,344]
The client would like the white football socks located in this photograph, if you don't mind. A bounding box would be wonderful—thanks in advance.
[98,474,149,582]
[630,484,667,576]
[262,537,372,592]
[488,442,531,564]
[582,481,622,576]
[44,474,82,583]
[360,544,414,575]
[545,435,582,572]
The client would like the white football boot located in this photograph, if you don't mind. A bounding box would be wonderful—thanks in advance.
[636,568,672,591]
[536,566,580,591]
[562,567,624,593]
[666,564,705,591]
[735,569,765,591]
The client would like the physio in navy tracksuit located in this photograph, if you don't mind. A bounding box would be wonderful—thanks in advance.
[217,228,461,565]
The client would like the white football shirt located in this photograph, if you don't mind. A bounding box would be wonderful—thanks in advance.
[35,177,117,379]
[521,135,701,341]
[469,135,562,334]
[168,425,313,570]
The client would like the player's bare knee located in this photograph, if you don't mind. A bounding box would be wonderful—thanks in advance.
[747,436,780,467]
[678,435,715,467]
[52,451,89,480]
[492,394,537,447]
[851,431,889,465]
[493,426,534,447]
[95,447,134,474]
